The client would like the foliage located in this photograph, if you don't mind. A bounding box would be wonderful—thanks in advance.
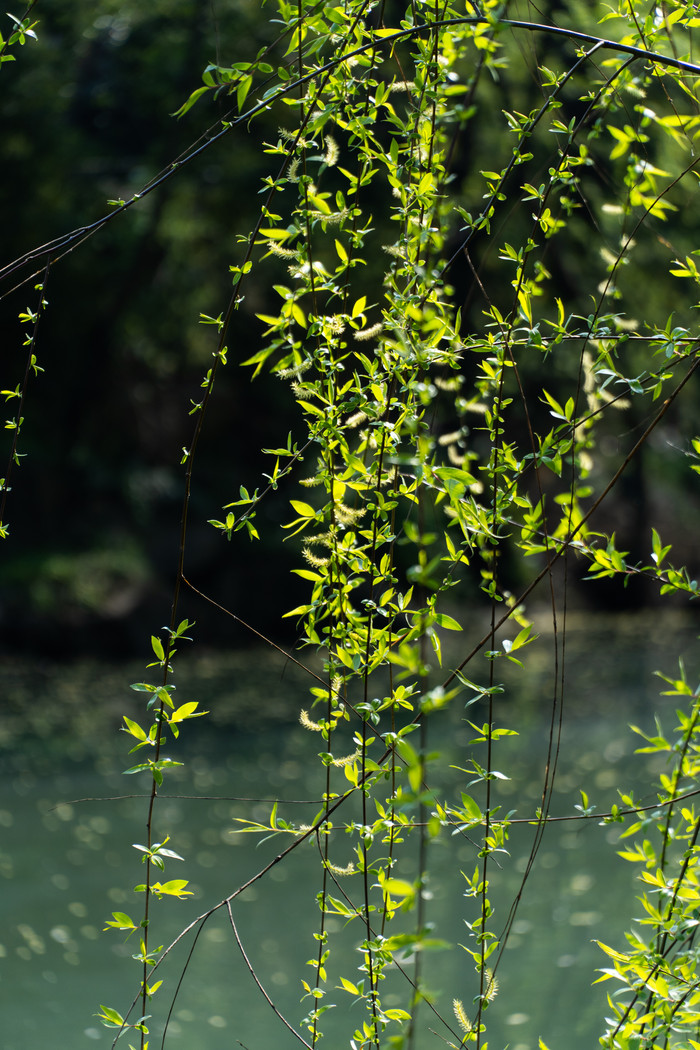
[0,2,38,68]
[598,662,700,1048]
[6,1,700,1049]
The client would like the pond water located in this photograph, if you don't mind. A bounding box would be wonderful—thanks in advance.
[2,611,699,1050]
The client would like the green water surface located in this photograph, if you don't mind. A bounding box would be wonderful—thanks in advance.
[2,611,699,1050]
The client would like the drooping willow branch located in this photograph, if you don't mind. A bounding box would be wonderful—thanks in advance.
[3,14,700,297]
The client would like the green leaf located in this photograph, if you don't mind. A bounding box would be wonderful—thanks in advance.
[103,912,137,932]
[595,940,629,963]
[292,568,323,581]
[170,701,207,724]
[236,74,252,111]
[172,85,209,118]
[96,1005,125,1027]
[459,794,482,823]
[122,716,148,741]
[289,500,315,517]
[151,880,193,899]
[382,878,414,898]
[384,1009,411,1021]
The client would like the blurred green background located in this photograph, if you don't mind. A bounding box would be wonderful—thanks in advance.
[2,0,700,656]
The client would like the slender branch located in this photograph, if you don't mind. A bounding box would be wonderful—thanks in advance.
[226,901,314,1050]
[4,13,700,296]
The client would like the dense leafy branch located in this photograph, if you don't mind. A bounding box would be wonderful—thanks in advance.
[6,2,700,1049]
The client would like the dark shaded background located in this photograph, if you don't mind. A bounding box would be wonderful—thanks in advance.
[2,0,700,656]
